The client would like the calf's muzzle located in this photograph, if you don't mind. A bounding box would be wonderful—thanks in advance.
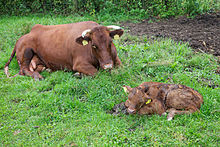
[127,108,136,114]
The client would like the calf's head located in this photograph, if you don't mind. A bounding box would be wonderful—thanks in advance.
[76,25,123,70]
[123,85,151,114]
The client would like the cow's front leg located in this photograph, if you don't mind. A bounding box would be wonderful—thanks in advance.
[111,43,121,67]
[73,63,98,76]
[114,56,122,67]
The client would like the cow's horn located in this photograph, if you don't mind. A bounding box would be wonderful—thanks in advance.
[107,25,121,30]
[82,29,91,38]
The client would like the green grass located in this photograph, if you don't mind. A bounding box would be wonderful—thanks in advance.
[0,15,219,146]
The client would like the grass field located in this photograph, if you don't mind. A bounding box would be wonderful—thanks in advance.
[0,15,219,146]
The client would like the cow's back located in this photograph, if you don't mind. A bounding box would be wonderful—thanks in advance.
[30,21,99,36]
[29,21,99,70]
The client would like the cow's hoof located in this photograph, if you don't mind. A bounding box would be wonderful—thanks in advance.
[74,72,80,76]
[34,76,44,81]
[74,72,83,78]
[32,72,44,81]
[34,77,44,81]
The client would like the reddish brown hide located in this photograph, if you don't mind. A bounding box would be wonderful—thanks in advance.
[5,21,123,80]
[123,82,203,120]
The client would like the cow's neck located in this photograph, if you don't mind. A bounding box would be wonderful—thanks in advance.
[88,48,100,68]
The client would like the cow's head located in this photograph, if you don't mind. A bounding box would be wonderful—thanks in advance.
[76,25,123,70]
[123,85,152,114]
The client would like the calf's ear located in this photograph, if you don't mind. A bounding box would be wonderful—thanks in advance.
[76,36,91,46]
[110,29,124,40]
[142,84,149,93]
[145,98,152,105]
[123,85,132,93]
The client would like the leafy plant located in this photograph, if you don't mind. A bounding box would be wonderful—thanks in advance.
[0,0,219,19]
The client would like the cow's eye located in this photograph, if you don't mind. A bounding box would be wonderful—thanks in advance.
[92,45,97,49]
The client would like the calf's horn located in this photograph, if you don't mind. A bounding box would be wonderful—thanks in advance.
[82,29,91,38]
[107,25,121,30]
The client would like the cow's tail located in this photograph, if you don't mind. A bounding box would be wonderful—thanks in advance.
[4,46,17,78]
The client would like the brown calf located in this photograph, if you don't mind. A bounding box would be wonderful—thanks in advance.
[123,82,203,120]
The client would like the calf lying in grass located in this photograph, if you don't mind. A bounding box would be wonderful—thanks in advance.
[123,82,203,120]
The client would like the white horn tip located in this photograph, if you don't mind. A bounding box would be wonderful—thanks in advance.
[107,25,121,30]
[82,29,91,38]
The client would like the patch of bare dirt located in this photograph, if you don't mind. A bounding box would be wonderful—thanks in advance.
[109,102,128,115]
[121,12,220,56]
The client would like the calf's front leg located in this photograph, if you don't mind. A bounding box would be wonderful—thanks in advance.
[21,48,44,80]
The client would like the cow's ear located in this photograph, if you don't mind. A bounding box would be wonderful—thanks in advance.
[145,98,152,105]
[110,29,124,40]
[76,36,91,46]
[123,85,132,93]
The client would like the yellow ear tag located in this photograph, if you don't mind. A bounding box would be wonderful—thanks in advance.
[114,34,120,40]
[123,87,128,93]
[145,99,151,104]
[82,40,88,46]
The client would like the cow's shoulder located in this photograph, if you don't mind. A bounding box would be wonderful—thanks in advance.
[76,21,99,25]
[31,24,44,31]
[30,24,62,33]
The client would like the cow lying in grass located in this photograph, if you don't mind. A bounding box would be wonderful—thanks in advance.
[123,82,203,120]
[5,21,123,80]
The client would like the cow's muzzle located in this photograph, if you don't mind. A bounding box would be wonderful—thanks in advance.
[103,64,113,70]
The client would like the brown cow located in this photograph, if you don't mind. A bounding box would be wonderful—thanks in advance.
[123,82,203,120]
[4,21,123,80]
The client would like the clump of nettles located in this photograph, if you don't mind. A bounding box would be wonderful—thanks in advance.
[111,102,128,115]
